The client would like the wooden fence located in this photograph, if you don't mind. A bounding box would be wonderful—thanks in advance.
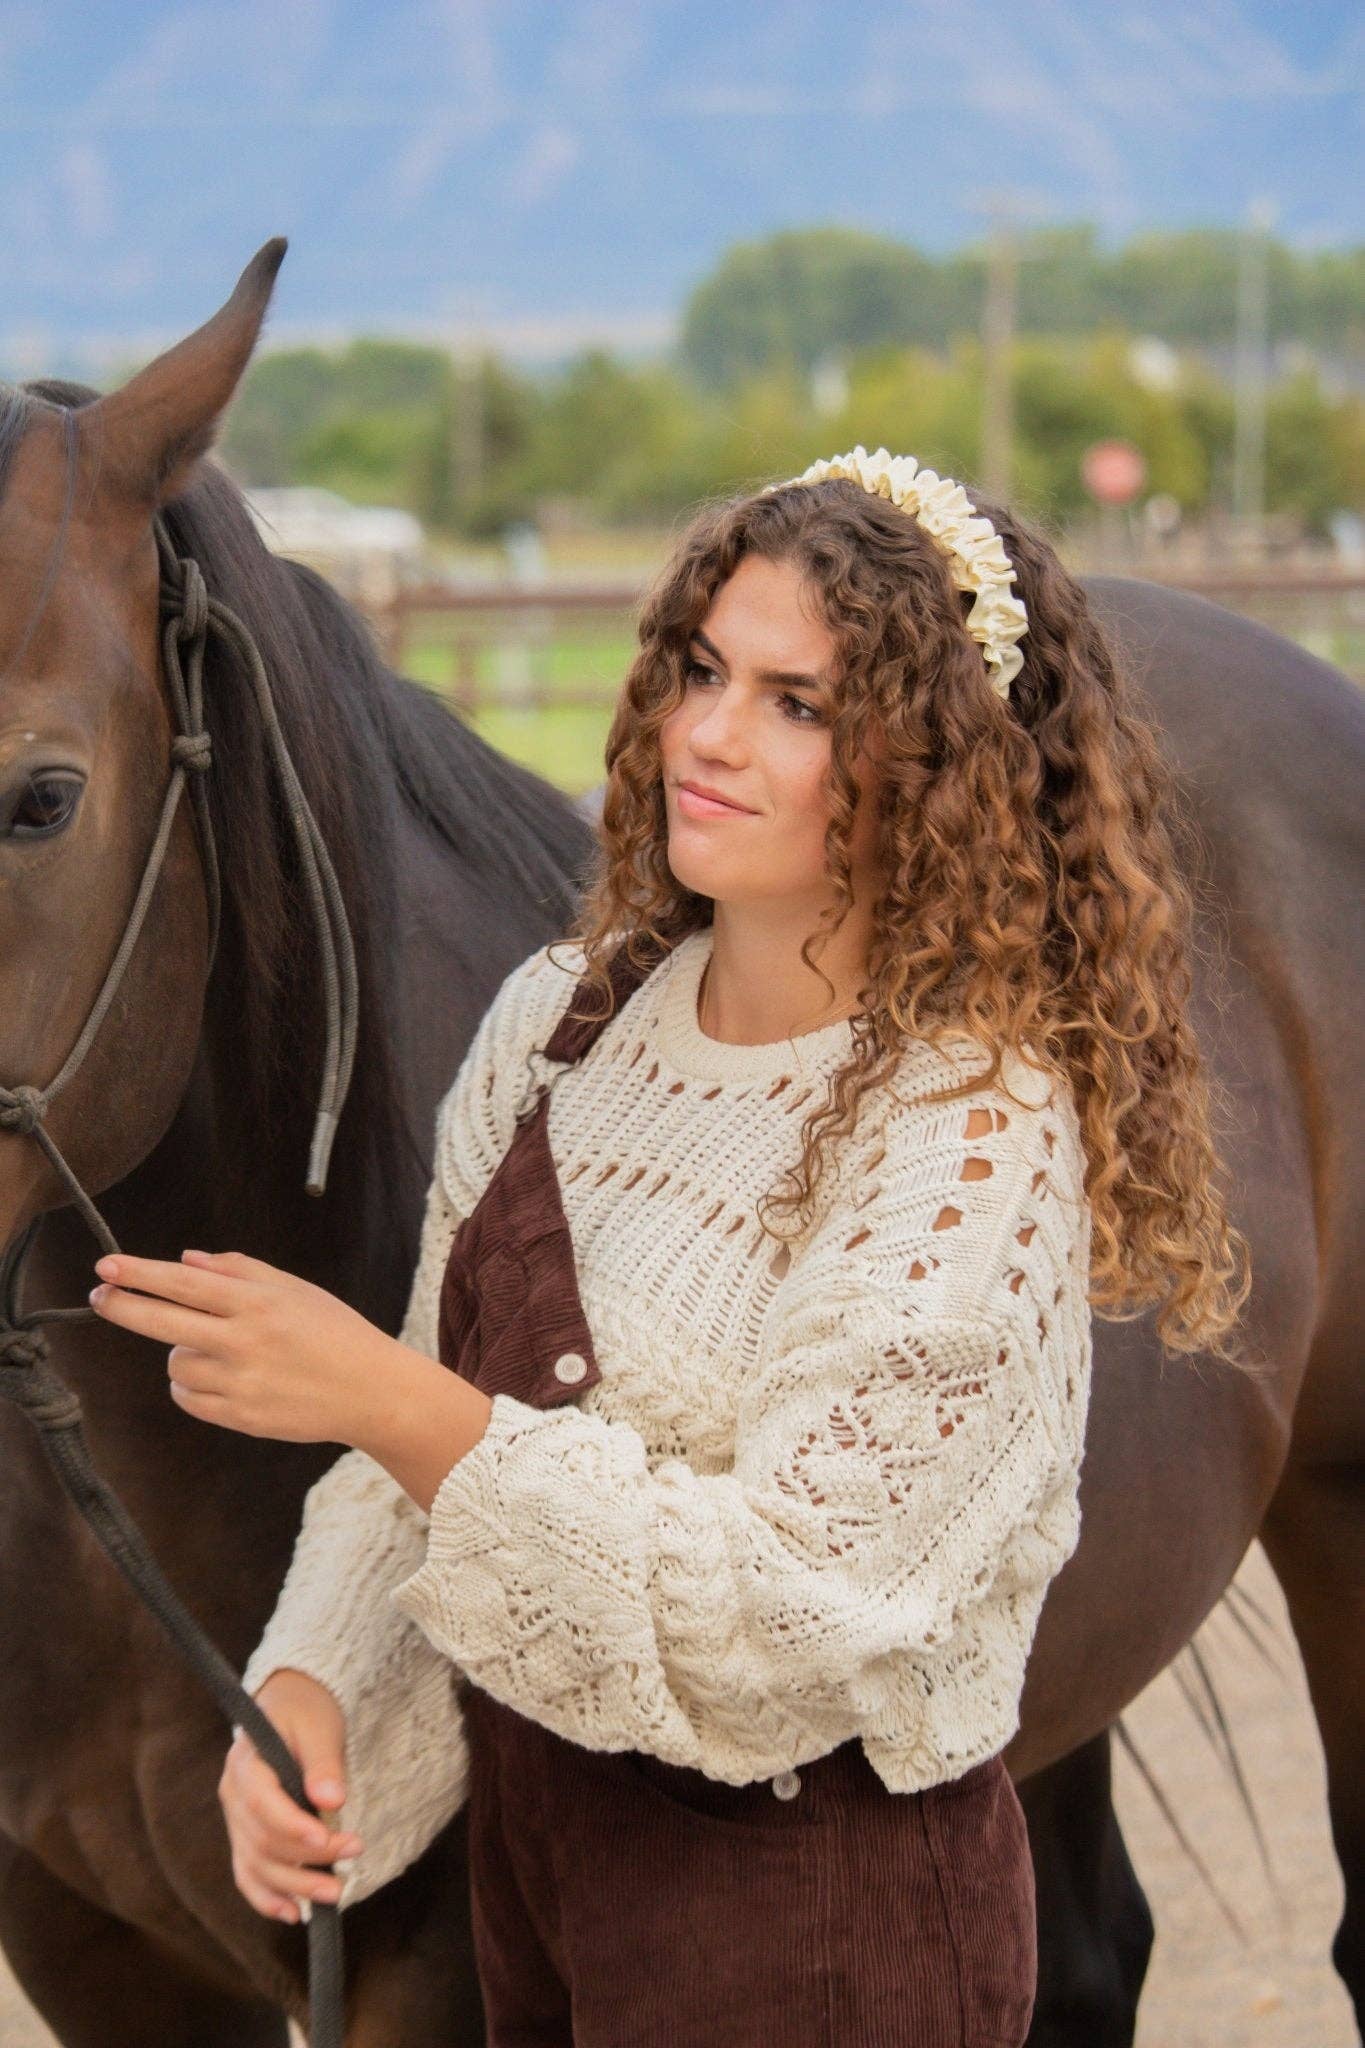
[368,568,1365,715]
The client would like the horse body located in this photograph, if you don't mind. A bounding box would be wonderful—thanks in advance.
[1007,579,1365,2041]
[1014,575,1339,1763]
[0,243,1361,2046]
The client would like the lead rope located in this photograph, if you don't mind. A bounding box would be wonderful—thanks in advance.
[0,526,361,2047]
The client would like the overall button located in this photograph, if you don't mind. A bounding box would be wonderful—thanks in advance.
[771,1770,802,1800]
[553,1351,588,1385]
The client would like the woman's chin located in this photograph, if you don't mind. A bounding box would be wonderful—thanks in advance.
[666,838,725,896]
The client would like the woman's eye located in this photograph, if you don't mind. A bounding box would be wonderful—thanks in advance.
[684,662,718,688]
[9,774,83,839]
[779,692,822,726]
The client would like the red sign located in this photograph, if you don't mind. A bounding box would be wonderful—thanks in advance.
[1081,439,1147,506]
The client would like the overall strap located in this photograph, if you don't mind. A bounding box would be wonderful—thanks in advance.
[540,935,670,1069]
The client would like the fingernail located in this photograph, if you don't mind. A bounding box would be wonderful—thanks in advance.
[94,1256,118,1279]
[181,1248,209,1261]
[88,1285,107,1304]
[315,1780,343,1804]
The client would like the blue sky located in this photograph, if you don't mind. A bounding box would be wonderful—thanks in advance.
[1,0,1361,376]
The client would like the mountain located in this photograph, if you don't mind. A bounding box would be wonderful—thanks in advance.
[1,0,1360,377]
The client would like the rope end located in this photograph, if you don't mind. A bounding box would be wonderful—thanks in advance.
[305,1111,340,1197]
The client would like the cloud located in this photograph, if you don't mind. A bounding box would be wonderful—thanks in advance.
[58,140,115,240]
[375,0,508,214]
[545,0,650,104]
[77,0,336,125]
[506,122,581,208]
[386,104,502,211]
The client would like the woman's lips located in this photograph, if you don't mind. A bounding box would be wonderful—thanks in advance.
[676,784,755,820]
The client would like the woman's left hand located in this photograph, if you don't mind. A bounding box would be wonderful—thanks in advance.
[88,1249,394,1447]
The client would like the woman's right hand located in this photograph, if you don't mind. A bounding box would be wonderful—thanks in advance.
[219,1668,365,1924]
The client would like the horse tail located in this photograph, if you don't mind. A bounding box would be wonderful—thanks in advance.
[1114,1574,1295,1943]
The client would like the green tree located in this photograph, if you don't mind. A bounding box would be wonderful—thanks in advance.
[219,348,335,485]
[680,222,1365,389]
[680,226,948,388]
[1265,368,1365,528]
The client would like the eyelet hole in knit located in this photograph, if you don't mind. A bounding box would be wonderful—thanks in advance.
[381,937,1092,1802]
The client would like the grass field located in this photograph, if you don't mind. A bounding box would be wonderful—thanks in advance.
[400,620,632,793]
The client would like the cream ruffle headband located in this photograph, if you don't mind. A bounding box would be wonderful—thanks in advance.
[762,444,1029,699]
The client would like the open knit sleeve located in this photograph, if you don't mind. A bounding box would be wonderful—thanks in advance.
[238,942,570,1908]
[390,1053,1093,1785]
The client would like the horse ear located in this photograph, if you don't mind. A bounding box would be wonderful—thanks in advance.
[81,237,287,511]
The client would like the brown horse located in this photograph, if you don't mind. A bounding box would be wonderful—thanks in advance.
[0,241,1360,2048]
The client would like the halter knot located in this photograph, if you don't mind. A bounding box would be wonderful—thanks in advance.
[0,1332,84,1429]
[170,731,213,774]
[0,1086,46,1135]
[0,1327,50,1371]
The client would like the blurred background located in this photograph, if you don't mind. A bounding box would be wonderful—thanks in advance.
[1,10,1362,2047]
[2,1,1361,798]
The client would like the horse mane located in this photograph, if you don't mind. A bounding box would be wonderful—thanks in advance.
[0,379,591,1328]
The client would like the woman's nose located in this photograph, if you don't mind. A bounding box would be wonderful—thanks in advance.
[691,692,750,759]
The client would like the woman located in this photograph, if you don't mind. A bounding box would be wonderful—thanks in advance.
[87,447,1251,2044]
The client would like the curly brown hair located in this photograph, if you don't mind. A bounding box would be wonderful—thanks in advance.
[554,475,1256,1373]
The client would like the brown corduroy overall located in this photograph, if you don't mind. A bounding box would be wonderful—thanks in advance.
[436,946,1038,2047]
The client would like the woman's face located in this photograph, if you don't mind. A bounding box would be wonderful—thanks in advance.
[659,554,881,912]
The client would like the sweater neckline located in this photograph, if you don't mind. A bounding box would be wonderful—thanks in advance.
[650,930,856,1085]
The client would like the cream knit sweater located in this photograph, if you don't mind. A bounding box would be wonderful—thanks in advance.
[241,931,1093,1910]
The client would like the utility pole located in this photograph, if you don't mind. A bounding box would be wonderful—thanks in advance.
[1232,197,1275,545]
[980,197,1020,505]
[451,337,484,526]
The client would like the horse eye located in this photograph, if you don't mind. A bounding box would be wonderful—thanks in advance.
[9,773,84,839]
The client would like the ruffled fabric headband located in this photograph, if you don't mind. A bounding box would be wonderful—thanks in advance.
[762,444,1029,699]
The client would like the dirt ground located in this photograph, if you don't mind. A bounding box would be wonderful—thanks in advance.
[1,1540,1356,2047]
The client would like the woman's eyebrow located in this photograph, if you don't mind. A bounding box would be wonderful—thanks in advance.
[689,628,827,691]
